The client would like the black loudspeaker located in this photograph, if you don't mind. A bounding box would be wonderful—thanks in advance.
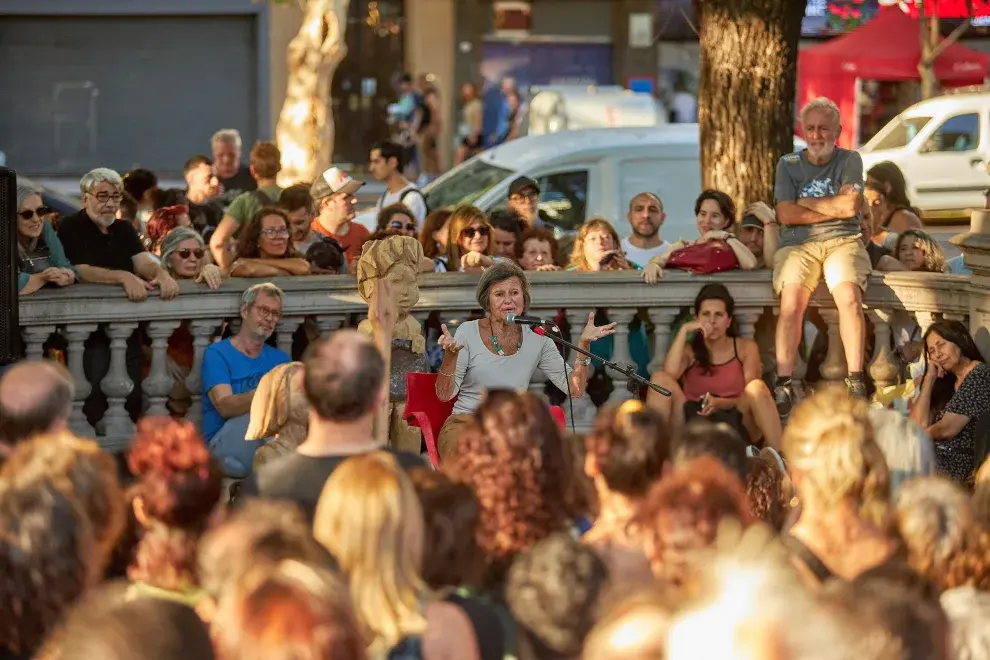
[0,167,19,365]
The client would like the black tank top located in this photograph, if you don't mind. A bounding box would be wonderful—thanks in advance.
[882,205,914,229]
[419,94,433,131]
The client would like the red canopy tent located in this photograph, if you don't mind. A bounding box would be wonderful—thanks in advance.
[797,7,989,148]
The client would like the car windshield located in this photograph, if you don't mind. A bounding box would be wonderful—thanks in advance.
[424,159,514,210]
[869,116,932,151]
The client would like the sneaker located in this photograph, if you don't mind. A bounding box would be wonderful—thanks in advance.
[773,381,795,418]
[846,378,868,400]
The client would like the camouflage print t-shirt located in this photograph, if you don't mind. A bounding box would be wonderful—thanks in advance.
[773,148,864,248]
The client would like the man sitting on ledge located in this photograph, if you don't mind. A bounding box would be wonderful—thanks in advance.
[202,282,290,478]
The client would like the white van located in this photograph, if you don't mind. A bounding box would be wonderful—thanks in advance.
[521,86,665,136]
[859,89,990,215]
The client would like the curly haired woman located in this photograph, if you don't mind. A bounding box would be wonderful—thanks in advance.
[127,417,223,605]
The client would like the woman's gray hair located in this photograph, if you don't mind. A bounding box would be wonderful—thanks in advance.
[159,228,205,274]
[79,168,124,195]
[15,183,42,211]
[475,259,531,314]
[241,282,284,309]
[940,586,990,660]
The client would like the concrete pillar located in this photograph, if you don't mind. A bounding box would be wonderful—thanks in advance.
[406,0,456,171]
[953,210,990,358]
[612,0,657,89]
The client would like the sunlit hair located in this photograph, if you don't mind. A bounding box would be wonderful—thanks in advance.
[419,208,452,259]
[408,469,482,590]
[897,477,990,592]
[974,456,990,525]
[582,585,676,660]
[445,204,490,267]
[79,167,123,195]
[212,560,366,660]
[782,385,892,531]
[127,417,223,593]
[0,433,124,573]
[585,399,669,497]
[633,456,752,586]
[475,258,531,314]
[867,161,913,209]
[236,206,300,260]
[894,229,945,273]
[801,96,841,127]
[212,128,243,151]
[941,586,990,660]
[145,205,190,247]
[448,389,570,585]
[313,451,428,653]
[567,217,623,271]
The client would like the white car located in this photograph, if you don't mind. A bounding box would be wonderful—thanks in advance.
[859,90,990,215]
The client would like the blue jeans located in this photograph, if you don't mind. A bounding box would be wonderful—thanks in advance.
[207,413,266,479]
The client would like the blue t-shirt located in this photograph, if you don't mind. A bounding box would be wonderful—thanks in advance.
[200,339,290,441]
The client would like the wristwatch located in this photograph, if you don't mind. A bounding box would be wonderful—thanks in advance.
[575,357,592,366]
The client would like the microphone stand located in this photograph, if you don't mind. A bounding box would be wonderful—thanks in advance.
[534,326,671,398]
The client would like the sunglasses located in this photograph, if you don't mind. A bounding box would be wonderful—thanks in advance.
[18,206,53,220]
[262,227,291,239]
[462,225,491,239]
[175,248,205,260]
[389,220,417,232]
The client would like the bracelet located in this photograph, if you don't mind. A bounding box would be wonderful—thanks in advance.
[438,369,455,377]
[575,357,592,366]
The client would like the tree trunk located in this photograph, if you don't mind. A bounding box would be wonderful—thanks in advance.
[919,9,941,100]
[275,0,350,186]
[694,0,804,214]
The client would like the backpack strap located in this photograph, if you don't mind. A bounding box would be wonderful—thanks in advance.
[252,189,273,206]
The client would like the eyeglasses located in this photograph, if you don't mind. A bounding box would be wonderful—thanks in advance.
[512,191,539,202]
[175,248,205,260]
[389,220,417,232]
[261,227,291,239]
[252,305,283,321]
[462,226,491,239]
[93,192,124,204]
[18,206,53,220]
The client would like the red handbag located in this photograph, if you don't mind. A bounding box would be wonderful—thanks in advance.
[664,240,740,275]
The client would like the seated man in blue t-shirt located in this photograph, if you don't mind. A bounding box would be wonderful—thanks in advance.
[201,282,291,477]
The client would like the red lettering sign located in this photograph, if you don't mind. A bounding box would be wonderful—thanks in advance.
[880,0,990,18]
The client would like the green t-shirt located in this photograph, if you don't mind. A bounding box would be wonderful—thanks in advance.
[227,185,282,227]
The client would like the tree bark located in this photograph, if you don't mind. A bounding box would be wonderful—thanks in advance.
[275,0,350,186]
[918,1,972,100]
[694,0,804,214]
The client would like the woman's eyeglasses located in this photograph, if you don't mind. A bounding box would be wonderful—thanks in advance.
[175,248,205,260]
[262,227,291,239]
[389,220,417,232]
[462,226,491,239]
[18,206,53,220]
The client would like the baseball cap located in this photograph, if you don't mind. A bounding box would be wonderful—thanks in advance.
[740,214,764,230]
[508,176,540,198]
[310,167,364,200]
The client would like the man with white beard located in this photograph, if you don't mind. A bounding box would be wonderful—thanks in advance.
[58,167,178,301]
[771,97,870,414]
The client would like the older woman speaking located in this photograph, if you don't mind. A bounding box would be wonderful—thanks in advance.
[436,260,615,458]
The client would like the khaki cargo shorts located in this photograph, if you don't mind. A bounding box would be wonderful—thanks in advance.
[772,235,871,295]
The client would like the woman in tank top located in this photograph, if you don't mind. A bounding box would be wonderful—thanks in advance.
[648,284,782,449]
[864,162,923,251]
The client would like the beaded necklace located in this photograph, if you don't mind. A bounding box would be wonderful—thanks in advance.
[489,319,521,356]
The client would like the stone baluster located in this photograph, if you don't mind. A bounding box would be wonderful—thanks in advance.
[315,314,345,338]
[943,312,967,322]
[817,308,847,383]
[736,308,762,340]
[604,307,638,405]
[22,325,56,360]
[101,322,138,449]
[564,307,598,430]
[276,316,305,357]
[185,320,221,426]
[868,308,902,391]
[647,309,680,374]
[64,323,98,438]
[915,311,936,337]
[142,320,181,418]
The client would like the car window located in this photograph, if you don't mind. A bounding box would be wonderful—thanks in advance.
[423,159,513,210]
[871,116,932,151]
[534,170,589,232]
[923,113,980,153]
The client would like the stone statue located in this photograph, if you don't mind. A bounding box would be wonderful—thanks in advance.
[245,361,308,470]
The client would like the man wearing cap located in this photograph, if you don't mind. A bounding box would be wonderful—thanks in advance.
[736,202,778,268]
[507,176,543,229]
[310,167,370,271]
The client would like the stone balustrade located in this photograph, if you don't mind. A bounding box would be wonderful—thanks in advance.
[17,264,977,449]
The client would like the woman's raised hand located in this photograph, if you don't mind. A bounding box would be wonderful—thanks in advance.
[579,312,617,345]
[438,323,463,354]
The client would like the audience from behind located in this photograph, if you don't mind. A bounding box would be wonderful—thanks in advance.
[488,208,522,259]
[939,586,990,660]
[633,456,753,587]
[621,192,671,268]
[313,451,480,659]
[276,183,319,255]
[39,582,215,660]
[567,218,635,272]
[419,208,452,266]
[210,141,284,269]
[211,560,365,660]
[448,390,572,588]
[745,448,791,531]
[183,154,222,239]
[376,203,419,237]
[230,206,311,277]
[670,418,750,484]
[582,400,668,586]
[975,456,990,524]
[0,360,74,454]
[308,167,370,270]
[865,161,924,250]
[784,386,898,584]
[895,476,990,592]
[895,229,946,273]
[910,319,990,483]
[58,167,179,302]
[649,283,781,448]
[239,328,424,521]
[868,407,936,496]
[144,204,191,255]
[211,128,257,203]
[582,586,675,660]
[517,227,559,271]
[15,183,76,296]
[126,417,223,604]
[506,176,542,230]
[506,532,609,660]
[444,205,495,272]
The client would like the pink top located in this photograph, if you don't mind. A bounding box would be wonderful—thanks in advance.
[681,338,747,402]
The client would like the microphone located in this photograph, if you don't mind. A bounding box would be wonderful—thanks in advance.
[505,313,554,326]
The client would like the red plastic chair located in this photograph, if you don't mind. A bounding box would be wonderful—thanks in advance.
[402,372,568,469]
